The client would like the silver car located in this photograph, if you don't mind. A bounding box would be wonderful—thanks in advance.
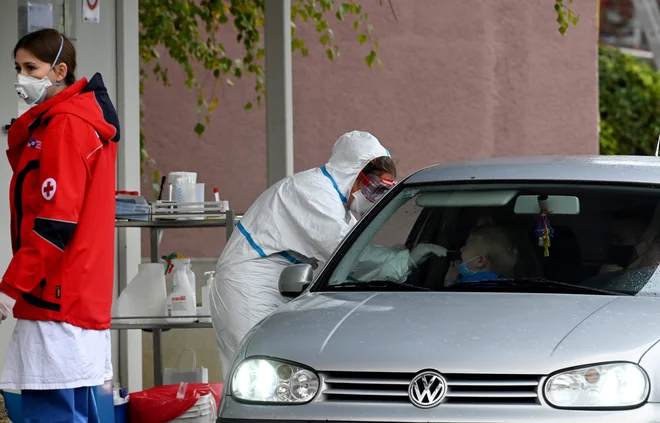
[218,156,660,422]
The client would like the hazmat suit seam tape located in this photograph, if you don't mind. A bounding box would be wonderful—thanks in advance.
[279,251,303,264]
[237,221,303,264]
[237,221,267,258]
[321,166,348,204]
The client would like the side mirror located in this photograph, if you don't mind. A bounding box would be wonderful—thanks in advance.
[278,264,313,298]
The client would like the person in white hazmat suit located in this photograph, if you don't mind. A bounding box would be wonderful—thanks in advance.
[210,130,447,378]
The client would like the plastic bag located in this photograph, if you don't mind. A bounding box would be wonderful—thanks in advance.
[128,382,223,423]
[164,348,209,385]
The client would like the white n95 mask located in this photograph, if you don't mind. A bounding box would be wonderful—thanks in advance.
[15,74,58,105]
[349,191,375,217]
[14,35,65,105]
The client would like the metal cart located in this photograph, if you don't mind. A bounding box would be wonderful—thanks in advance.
[112,211,237,386]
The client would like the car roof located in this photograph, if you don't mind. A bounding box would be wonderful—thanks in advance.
[403,155,660,186]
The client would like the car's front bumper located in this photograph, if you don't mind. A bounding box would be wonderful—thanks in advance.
[217,395,660,423]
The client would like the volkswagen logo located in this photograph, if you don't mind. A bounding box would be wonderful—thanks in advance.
[408,371,447,409]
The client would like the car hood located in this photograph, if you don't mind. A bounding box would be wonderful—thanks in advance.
[245,292,660,374]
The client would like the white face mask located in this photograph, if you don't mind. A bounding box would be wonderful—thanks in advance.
[15,35,65,106]
[349,191,375,217]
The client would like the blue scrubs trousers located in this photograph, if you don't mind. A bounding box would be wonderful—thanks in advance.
[21,387,100,423]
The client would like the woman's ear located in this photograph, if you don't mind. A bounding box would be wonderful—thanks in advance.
[53,63,68,83]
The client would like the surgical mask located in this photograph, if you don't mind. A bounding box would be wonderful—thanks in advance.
[457,257,479,278]
[15,35,65,105]
[349,191,374,216]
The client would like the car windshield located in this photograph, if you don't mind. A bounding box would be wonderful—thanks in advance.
[316,182,660,296]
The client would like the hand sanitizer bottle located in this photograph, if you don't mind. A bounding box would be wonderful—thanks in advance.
[200,271,215,316]
[166,260,196,323]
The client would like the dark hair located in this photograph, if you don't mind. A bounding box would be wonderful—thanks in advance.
[13,29,76,86]
[469,225,518,278]
[361,156,397,179]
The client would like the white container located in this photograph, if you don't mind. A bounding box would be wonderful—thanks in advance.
[174,183,198,220]
[166,262,196,323]
[187,261,197,305]
[169,393,215,422]
[113,263,168,317]
[174,183,197,203]
[171,258,196,305]
[168,171,197,186]
[200,271,214,316]
[192,183,205,220]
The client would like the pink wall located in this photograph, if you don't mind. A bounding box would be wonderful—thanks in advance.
[141,0,598,258]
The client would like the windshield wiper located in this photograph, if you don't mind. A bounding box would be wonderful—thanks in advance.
[448,278,625,296]
[326,281,430,291]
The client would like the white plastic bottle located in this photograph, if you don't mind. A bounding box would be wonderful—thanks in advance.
[171,258,196,306]
[112,263,167,318]
[200,271,215,316]
[166,262,196,323]
[187,261,197,305]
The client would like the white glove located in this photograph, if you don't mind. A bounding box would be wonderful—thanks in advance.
[409,243,448,267]
[0,291,16,321]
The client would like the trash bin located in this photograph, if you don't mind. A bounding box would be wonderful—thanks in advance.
[129,383,223,423]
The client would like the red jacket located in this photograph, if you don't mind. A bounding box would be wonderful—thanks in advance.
[0,74,119,330]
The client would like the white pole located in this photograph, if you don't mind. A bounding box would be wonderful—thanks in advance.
[116,0,143,393]
[265,0,294,187]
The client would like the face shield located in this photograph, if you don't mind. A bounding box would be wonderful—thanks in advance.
[357,172,396,203]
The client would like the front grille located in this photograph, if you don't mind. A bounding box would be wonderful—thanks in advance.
[320,372,543,406]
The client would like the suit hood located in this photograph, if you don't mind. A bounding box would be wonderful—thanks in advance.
[324,131,391,201]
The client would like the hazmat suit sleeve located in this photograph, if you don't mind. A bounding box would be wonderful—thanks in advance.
[348,243,449,283]
[348,245,413,282]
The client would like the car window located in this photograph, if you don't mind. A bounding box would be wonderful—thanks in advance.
[316,183,660,296]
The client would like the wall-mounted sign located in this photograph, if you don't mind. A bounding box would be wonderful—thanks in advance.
[27,2,54,33]
[18,0,76,41]
[82,0,99,23]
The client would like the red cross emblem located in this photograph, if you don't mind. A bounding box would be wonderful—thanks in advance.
[42,178,57,201]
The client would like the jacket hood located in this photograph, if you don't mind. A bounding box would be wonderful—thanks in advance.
[8,73,120,150]
[324,131,391,200]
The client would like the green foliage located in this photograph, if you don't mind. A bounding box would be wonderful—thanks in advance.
[138,0,380,192]
[599,45,660,156]
[554,0,579,35]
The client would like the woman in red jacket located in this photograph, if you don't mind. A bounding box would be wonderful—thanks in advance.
[0,29,119,421]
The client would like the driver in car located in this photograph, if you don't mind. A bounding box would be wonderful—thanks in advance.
[445,225,519,286]
[601,205,660,274]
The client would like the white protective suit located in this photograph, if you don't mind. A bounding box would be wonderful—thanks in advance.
[210,131,434,378]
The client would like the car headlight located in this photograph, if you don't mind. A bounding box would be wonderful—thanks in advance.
[231,358,319,403]
[544,363,649,408]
